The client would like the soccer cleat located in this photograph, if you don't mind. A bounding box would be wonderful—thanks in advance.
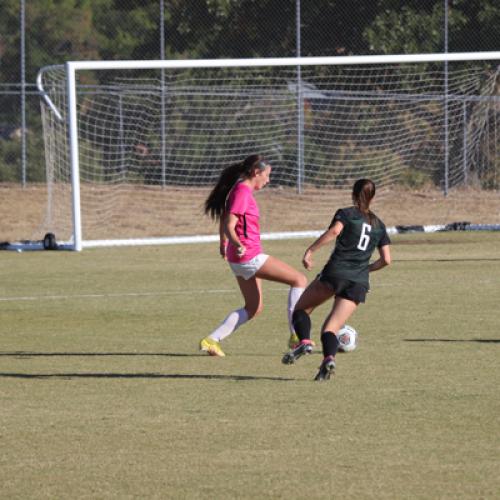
[281,339,313,365]
[288,333,300,349]
[314,356,336,381]
[199,337,226,357]
[288,333,315,349]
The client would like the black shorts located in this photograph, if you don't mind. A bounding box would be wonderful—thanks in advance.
[318,274,368,304]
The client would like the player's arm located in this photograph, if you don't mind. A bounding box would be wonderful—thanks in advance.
[219,214,228,259]
[302,220,344,270]
[368,244,391,272]
[224,213,246,257]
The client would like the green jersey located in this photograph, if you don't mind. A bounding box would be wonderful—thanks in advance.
[321,207,391,288]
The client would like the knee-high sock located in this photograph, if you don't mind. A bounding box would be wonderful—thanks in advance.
[287,287,305,334]
[321,331,340,358]
[292,309,311,341]
[209,308,249,342]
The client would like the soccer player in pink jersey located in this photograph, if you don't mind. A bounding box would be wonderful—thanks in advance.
[199,154,307,357]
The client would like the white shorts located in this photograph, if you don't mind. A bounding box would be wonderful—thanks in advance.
[229,254,269,280]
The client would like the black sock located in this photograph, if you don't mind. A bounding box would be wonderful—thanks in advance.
[321,331,339,358]
[292,309,311,341]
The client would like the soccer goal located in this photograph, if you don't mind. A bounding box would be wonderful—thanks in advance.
[37,52,500,250]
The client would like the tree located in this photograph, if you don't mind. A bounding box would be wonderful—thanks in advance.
[363,0,500,55]
[451,0,500,52]
[364,2,462,54]
[1,0,104,83]
[92,0,160,60]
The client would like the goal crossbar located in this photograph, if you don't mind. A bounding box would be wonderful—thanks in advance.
[68,51,500,71]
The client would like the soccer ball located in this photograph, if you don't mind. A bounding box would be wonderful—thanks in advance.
[337,325,358,352]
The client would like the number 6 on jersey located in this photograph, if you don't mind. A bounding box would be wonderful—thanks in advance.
[357,222,372,251]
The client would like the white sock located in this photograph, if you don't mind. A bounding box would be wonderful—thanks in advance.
[209,308,249,342]
[288,287,305,334]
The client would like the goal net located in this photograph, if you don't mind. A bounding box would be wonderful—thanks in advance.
[37,53,500,250]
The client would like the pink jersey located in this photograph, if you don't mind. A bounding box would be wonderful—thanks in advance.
[225,182,262,263]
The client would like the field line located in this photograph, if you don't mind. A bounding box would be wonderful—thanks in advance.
[0,287,290,303]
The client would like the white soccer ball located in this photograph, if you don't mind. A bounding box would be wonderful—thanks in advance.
[337,325,358,352]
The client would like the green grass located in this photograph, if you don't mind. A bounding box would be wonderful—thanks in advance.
[0,232,499,499]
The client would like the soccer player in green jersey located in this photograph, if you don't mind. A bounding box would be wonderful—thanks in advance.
[282,179,391,381]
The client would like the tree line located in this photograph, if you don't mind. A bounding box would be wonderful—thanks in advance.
[1,0,499,84]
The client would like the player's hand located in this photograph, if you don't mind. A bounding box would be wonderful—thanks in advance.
[219,242,227,260]
[237,245,246,258]
[302,249,313,270]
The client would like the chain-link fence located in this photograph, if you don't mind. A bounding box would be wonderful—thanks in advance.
[1,0,499,190]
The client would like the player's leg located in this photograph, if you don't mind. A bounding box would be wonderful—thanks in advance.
[256,255,306,288]
[256,255,307,343]
[321,296,358,336]
[200,276,261,357]
[236,275,263,319]
[282,279,334,365]
[315,297,358,381]
[293,278,334,341]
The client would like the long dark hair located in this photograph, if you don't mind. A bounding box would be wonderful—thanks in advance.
[204,154,268,221]
[352,178,376,224]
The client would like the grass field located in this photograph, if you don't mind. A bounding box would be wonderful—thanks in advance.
[1,232,499,499]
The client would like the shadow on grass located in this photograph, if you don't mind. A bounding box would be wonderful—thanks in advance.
[0,351,308,358]
[404,339,500,343]
[0,372,294,381]
[0,351,298,380]
[0,351,198,357]
[396,258,500,263]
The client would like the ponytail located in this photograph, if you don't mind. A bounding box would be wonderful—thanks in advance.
[204,162,245,220]
[204,154,267,220]
[352,178,376,225]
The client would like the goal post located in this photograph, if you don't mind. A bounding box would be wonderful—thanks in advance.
[37,52,500,250]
